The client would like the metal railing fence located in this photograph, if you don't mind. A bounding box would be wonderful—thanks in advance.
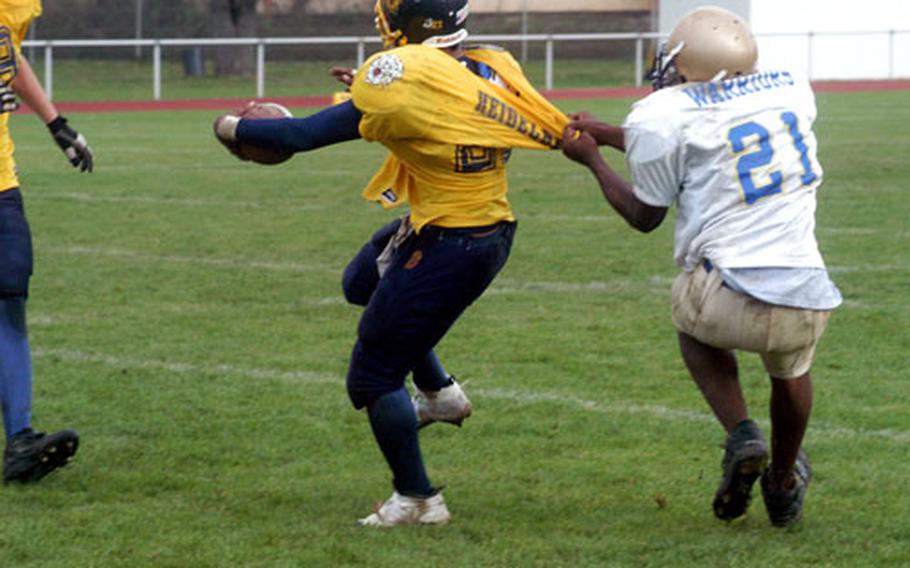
[22,30,909,101]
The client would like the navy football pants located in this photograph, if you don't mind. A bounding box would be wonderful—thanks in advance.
[0,188,34,438]
[345,220,515,409]
[341,219,400,307]
[0,189,33,298]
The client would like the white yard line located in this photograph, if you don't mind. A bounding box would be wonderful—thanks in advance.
[28,314,71,327]
[474,387,910,445]
[817,227,889,236]
[32,348,338,386]
[32,348,910,445]
[524,214,610,223]
[35,244,908,308]
[828,264,907,274]
[78,165,363,177]
[28,192,326,211]
[29,194,898,239]
[41,245,336,274]
[521,213,899,238]
[489,276,674,296]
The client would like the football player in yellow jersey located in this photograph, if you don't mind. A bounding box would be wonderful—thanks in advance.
[1,0,93,484]
[215,0,567,526]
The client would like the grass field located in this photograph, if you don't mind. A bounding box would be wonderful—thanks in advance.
[0,89,908,567]
[27,57,640,101]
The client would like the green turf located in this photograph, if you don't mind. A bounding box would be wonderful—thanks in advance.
[28,57,640,102]
[0,90,908,567]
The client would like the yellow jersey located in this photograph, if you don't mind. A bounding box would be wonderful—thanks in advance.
[0,0,41,192]
[351,44,568,231]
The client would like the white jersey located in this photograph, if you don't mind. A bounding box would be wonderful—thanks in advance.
[625,71,826,272]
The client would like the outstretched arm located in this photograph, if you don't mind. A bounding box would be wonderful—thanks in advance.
[214,100,363,157]
[11,55,94,172]
[562,125,666,233]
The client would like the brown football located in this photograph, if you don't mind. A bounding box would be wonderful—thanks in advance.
[236,102,294,165]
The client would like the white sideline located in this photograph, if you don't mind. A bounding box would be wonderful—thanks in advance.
[31,348,910,445]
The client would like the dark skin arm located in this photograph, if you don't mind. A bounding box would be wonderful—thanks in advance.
[569,112,626,152]
[562,124,667,233]
[330,66,355,87]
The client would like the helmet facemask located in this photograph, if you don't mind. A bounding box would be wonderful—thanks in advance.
[647,41,686,90]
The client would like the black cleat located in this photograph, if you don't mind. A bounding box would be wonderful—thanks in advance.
[761,449,812,528]
[3,428,79,484]
[713,419,769,521]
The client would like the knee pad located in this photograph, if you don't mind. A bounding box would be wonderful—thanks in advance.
[0,296,28,333]
[0,271,30,298]
[345,340,408,409]
[0,249,32,298]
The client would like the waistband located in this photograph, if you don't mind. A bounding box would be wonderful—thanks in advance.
[0,187,22,202]
[421,220,516,238]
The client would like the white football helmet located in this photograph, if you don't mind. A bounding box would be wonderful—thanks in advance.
[649,5,757,89]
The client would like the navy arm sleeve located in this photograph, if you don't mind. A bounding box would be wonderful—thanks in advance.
[236,100,363,153]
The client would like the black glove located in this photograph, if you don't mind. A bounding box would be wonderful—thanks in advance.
[0,85,18,114]
[47,116,94,172]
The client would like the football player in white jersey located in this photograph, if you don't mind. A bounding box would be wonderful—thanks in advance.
[562,6,841,527]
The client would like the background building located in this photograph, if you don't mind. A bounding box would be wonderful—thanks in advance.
[657,0,910,79]
[23,0,909,100]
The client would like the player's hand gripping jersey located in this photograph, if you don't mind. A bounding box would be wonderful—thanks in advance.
[625,71,825,272]
[351,44,568,231]
[0,0,41,192]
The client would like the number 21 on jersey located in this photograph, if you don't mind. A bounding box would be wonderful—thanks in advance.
[728,111,818,205]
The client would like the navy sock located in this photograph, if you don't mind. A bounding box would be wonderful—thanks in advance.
[366,387,433,497]
[0,298,32,440]
[412,350,453,393]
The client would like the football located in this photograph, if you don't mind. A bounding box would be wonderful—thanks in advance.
[236,102,294,165]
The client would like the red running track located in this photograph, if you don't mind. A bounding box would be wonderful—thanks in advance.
[14,79,910,114]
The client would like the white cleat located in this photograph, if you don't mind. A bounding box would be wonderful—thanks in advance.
[413,379,472,428]
[358,491,451,527]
